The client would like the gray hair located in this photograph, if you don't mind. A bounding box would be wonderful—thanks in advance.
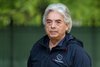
[43,3,72,33]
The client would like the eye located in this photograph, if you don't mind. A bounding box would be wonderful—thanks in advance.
[46,19,52,24]
[56,20,61,24]
[57,21,61,24]
[46,21,52,25]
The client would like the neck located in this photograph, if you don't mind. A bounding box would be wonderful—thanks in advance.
[49,34,65,49]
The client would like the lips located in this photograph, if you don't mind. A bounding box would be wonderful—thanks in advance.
[49,31,58,34]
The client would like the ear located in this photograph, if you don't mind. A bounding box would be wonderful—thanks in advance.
[66,24,69,31]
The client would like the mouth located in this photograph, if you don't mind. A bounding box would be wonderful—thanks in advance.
[49,31,58,34]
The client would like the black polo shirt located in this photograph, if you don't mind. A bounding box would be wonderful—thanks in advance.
[27,33,91,67]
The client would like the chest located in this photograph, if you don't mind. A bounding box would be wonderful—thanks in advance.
[31,47,74,67]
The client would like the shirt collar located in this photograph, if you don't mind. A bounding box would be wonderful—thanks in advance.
[40,33,74,49]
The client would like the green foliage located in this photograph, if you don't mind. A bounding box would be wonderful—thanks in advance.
[59,0,100,26]
[0,15,10,28]
[0,0,100,28]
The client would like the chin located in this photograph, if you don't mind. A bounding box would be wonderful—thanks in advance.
[49,34,58,38]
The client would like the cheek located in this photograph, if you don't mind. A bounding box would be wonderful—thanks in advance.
[59,26,67,33]
[45,26,49,34]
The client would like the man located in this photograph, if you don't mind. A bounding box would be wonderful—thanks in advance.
[27,3,91,67]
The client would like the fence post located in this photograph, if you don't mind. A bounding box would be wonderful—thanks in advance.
[10,17,14,67]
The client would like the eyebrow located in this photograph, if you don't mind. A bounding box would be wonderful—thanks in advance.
[46,19,52,22]
[55,19,62,21]
[46,19,51,21]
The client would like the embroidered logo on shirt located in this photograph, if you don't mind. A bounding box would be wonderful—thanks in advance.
[53,54,64,63]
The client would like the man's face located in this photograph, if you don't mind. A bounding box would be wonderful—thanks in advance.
[45,11,68,39]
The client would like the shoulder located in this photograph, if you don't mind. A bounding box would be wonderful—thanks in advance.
[67,37,87,57]
[71,44,92,66]
[67,38,91,66]
[65,33,90,58]
[64,33,83,51]
[67,40,92,67]
[30,35,49,53]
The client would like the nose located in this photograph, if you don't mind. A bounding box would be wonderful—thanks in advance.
[51,22,56,28]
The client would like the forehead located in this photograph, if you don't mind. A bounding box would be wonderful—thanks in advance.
[46,11,64,20]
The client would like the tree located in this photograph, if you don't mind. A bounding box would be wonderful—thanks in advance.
[0,0,99,28]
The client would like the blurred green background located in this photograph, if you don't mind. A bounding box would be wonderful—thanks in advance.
[0,0,100,67]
